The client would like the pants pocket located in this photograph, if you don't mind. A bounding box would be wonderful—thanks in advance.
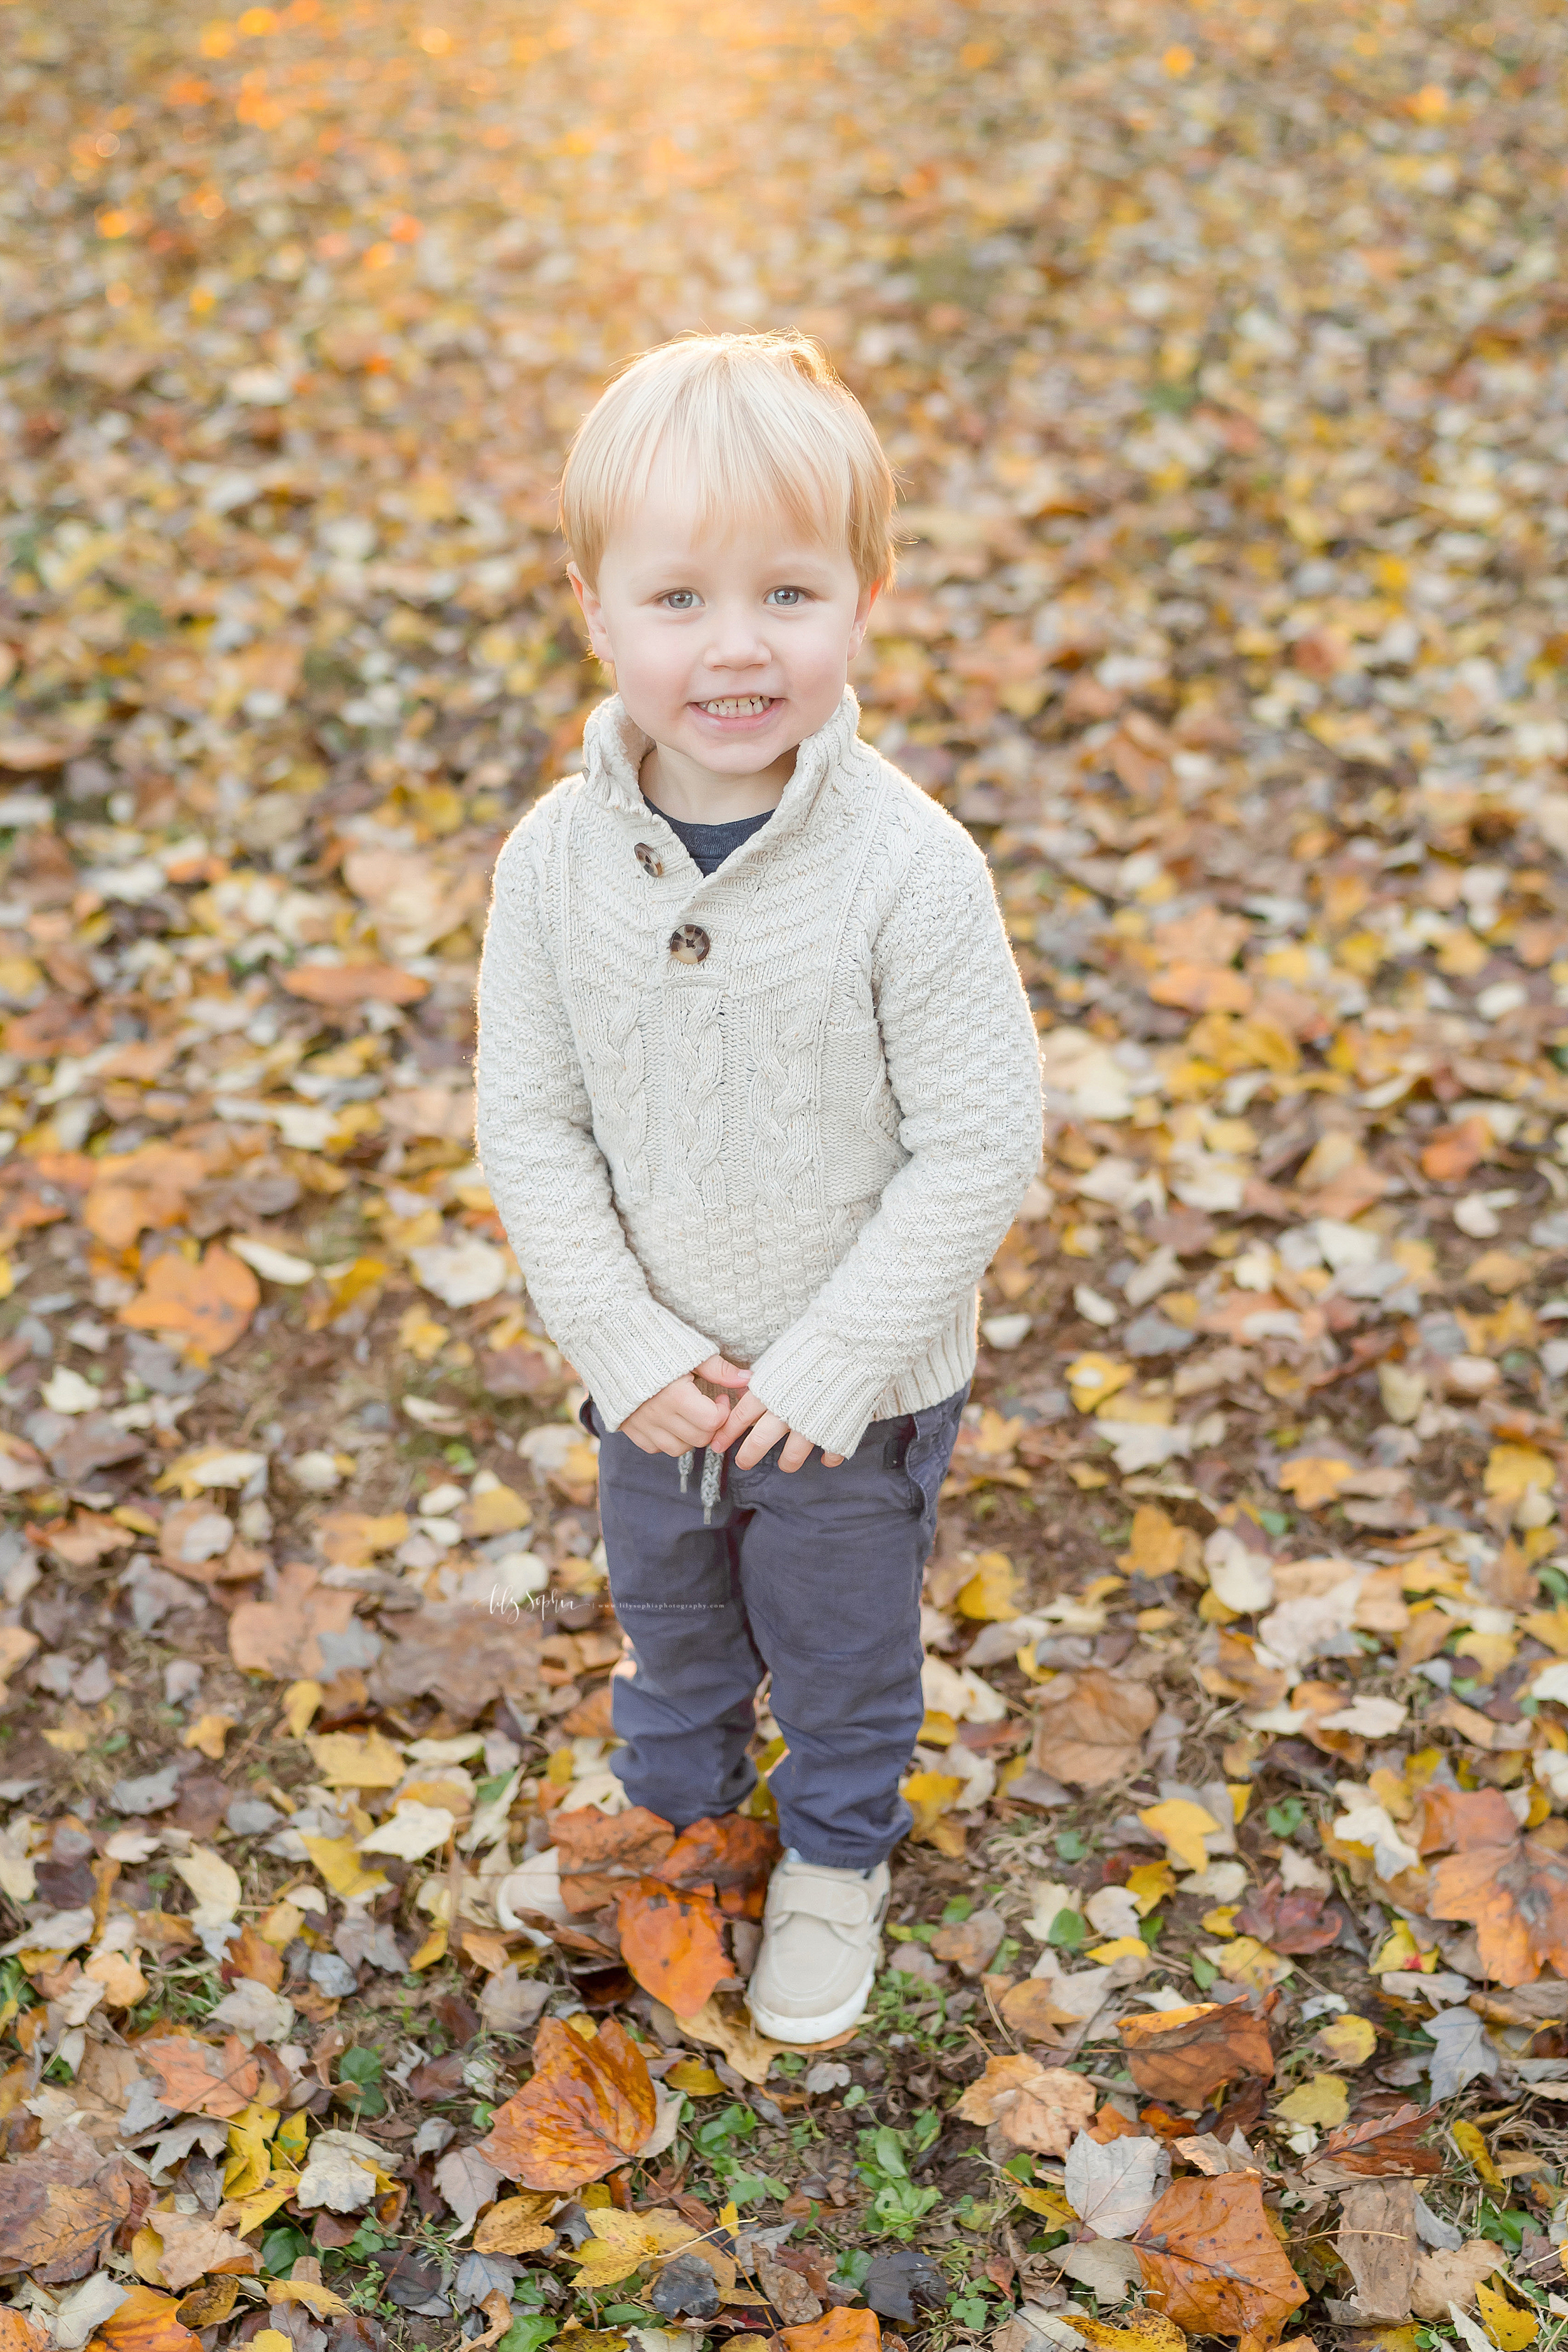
[901,1387,968,1551]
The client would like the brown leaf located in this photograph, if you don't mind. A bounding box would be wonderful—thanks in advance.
[1119,2003,1274,2112]
[1411,2242,1510,2320]
[1232,1878,1345,1955]
[83,1145,209,1253]
[0,2128,135,2282]
[617,1878,732,2015]
[140,2035,263,2119]
[174,2280,239,2331]
[657,1813,781,1919]
[368,1602,542,1721]
[1417,1784,1520,1855]
[228,1561,356,1679]
[1306,2104,1442,2184]
[142,2209,259,2292]
[477,2016,656,2190]
[1421,1115,1491,1183]
[1029,1668,1158,1789]
[1337,2178,1415,2323]
[1134,2173,1306,2348]
[931,1907,1006,1976]
[551,1805,674,1913]
[119,1243,258,1357]
[221,1922,283,1993]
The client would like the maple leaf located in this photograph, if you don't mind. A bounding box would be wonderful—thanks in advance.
[1134,2173,1307,2349]
[955,2053,1095,2154]
[141,2036,263,2119]
[477,2018,656,2190]
[1118,2003,1274,2111]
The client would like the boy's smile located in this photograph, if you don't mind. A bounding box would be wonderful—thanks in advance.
[569,462,879,822]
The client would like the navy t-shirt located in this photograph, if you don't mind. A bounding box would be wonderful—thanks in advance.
[646,799,773,876]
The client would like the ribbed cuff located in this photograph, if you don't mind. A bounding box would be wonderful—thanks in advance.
[560,1300,714,1432]
[744,1325,887,1461]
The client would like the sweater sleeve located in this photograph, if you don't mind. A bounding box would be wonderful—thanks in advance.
[475,817,714,1429]
[744,825,1044,1458]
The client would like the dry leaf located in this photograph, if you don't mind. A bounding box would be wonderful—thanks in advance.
[0,2130,135,2283]
[97,2285,203,2352]
[1412,2243,1510,2321]
[1030,1669,1158,1788]
[477,2017,656,2188]
[1064,2129,1167,2238]
[617,1878,731,2014]
[140,2036,262,2119]
[779,2313,881,2352]
[141,2210,258,2293]
[956,2054,1096,2154]
[474,2194,558,2255]
[1135,2173,1307,2345]
[1119,2003,1274,2111]
[119,1244,258,1356]
[1336,2179,1416,2323]
[228,1561,356,1679]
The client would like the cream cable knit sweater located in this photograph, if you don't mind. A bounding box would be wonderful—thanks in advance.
[475,689,1044,1460]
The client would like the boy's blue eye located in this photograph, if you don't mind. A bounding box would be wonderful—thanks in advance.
[766,587,805,606]
[662,590,699,610]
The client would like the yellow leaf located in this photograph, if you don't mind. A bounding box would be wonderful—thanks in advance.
[1066,1353,1133,1412]
[299,1833,391,1904]
[1278,1455,1355,1510]
[1274,2073,1349,2128]
[901,1770,965,1838]
[258,1900,304,1948]
[253,2333,295,2352]
[956,1548,1021,1621]
[1126,1861,1175,1916]
[409,1924,447,1969]
[1116,1505,1187,1576]
[306,1730,405,1788]
[1138,1797,1221,1874]
[42,1724,90,1754]
[181,1711,234,1760]
[1454,2116,1504,2192]
[1369,1919,1423,1973]
[1475,2275,1537,2351]
[282,1679,322,1737]
[665,2059,726,2097]
[1088,1936,1149,1966]
[1014,2182,1078,2227]
[268,2281,349,2319]
[1072,2314,1187,2352]
[1485,1445,1556,1503]
[398,1304,450,1361]
[919,1710,957,1747]
[1209,1935,1292,1992]
[1200,1906,1239,1937]
[130,2222,169,2285]
[1314,2014,1377,2068]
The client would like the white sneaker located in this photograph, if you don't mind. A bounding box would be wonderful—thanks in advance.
[746,1854,889,2043]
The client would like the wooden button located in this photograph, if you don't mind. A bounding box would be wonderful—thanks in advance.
[634,842,663,878]
[669,924,710,965]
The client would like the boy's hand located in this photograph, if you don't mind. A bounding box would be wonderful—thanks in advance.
[620,1356,750,1457]
[711,1390,846,1474]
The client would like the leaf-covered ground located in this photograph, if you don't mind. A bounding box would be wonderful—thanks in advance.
[4,3,1568,2352]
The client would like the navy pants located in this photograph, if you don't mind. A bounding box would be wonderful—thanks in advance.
[583,1388,967,1871]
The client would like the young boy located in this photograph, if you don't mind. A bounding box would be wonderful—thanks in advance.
[476,333,1043,2042]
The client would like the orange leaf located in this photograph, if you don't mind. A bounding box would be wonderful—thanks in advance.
[0,2316,48,2352]
[1429,1829,1568,1987]
[617,1878,731,2015]
[780,2314,881,2352]
[1120,2004,1274,2111]
[280,963,429,1007]
[657,1814,781,1918]
[1420,1114,1491,1183]
[477,2016,655,2190]
[1148,962,1253,1014]
[97,2285,203,2352]
[119,1244,258,1358]
[140,2035,263,2118]
[1417,1785,1518,1857]
[228,1561,356,1679]
[1306,2103,1442,2183]
[1135,2173,1306,2347]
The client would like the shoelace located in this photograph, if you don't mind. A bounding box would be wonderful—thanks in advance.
[677,1445,724,1523]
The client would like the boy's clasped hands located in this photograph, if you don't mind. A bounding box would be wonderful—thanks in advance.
[620,1356,845,1472]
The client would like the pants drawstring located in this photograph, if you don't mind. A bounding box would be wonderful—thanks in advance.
[677,1446,725,1524]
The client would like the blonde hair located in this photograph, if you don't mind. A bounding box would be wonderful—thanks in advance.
[560,331,896,592]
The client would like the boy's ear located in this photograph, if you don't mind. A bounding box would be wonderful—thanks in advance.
[847,576,882,661]
[568,563,613,663]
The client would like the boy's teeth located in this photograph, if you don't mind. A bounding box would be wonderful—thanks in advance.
[699,696,772,716]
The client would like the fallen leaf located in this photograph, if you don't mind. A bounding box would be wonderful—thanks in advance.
[435,2144,504,2230]
[474,2193,558,2255]
[1412,2244,1511,2321]
[1338,2178,1417,2323]
[1306,2105,1443,2186]
[477,2016,657,2188]
[1119,2003,1274,2110]
[119,1243,259,1357]
[1071,2313,1187,2352]
[956,2053,1095,2154]
[1475,2276,1538,2350]
[0,2129,135,2283]
[141,2210,258,2292]
[1314,2014,1378,2068]
[228,1561,356,1679]
[571,2206,728,2292]
[280,962,428,1008]
[141,2037,262,2119]
[1064,2128,1167,2238]
[1030,1669,1158,1787]
[266,2279,349,2318]
[1140,1797,1222,1874]
[295,2130,388,2213]
[657,1812,781,1918]
[674,1993,788,2084]
[1135,2172,1307,2344]
[1275,2073,1349,2129]
[171,1846,241,1927]
[617,1878,731,2014]
[96,2285,203,2352]
[779,2313,880,2352]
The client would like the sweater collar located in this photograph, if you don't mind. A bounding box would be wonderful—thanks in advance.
[580,688,866,849]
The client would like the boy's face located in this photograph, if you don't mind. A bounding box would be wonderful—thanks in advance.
[570,467,879,778]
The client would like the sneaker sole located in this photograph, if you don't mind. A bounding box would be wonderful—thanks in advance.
[746,1951,878,2046]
